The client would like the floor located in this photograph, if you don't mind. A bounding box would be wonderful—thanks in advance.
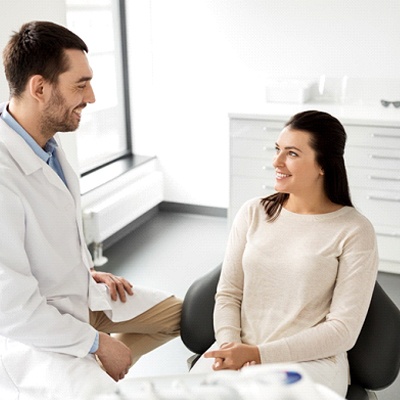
[101,209,400,400]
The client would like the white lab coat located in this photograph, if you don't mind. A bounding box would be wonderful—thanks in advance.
[0,110,136,398]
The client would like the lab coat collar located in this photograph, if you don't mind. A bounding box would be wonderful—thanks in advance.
[0,119,72,196]
[0,118,44,176]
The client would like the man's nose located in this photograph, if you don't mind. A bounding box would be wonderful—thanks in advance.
[85,82,96,104]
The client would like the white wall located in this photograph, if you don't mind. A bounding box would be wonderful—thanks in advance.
[2,1,400,207]
[126,0,400,208]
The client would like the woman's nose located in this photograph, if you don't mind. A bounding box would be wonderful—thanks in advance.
[273,153,284,168]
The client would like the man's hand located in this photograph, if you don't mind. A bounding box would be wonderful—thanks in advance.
[204,342,261,370]
[95,332,133,381]
[90,270,133,302]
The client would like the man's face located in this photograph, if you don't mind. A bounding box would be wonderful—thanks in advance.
[41,49,95,134]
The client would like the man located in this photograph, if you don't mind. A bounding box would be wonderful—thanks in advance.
[0,21,181,399]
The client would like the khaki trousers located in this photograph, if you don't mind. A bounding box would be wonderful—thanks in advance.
[90,296,182,366]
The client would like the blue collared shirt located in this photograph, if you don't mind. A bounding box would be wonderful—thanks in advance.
[0,105,67,186]
[0,103,99,354]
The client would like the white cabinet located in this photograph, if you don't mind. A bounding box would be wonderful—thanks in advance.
[229,115,400,274]
[345,124,400,274]
[229,118,282,222]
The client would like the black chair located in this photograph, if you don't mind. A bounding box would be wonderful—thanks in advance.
[180,264,400,400]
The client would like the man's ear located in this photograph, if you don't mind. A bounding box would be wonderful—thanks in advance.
[28,75,47,103]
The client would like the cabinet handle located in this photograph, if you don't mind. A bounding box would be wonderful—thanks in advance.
[367,195,400,202]
[369,154,400,161]
[368,175,400,182]
[376,231,400,238]
[262,145,274,151]
[371,133,400,139]
[263,126,281,133]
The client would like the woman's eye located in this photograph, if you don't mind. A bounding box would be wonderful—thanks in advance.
[289,151,298,157]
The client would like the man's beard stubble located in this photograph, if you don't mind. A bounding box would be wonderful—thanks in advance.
[40,87,80,140]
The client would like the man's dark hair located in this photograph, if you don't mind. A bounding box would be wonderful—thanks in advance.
[3,21,88,98]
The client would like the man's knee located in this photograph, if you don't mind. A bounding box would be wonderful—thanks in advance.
[161,296,182,334]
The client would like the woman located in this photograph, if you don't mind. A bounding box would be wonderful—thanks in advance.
[195,110,378,397]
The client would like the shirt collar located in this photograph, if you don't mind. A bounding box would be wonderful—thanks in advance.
[0,103,58,163]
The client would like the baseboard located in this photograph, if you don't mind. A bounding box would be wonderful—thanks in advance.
[96,201,227,254]
[159,201,227,218]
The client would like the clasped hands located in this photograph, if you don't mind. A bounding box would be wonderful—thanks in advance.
[204,342,261,371]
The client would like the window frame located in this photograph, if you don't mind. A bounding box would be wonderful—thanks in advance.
[66,0,133,178]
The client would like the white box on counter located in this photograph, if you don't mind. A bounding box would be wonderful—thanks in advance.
[266,79,314,104]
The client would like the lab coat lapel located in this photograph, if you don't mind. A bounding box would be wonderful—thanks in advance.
[0,120,72,196]
[53,134,81,202]
[54,135,94,271]
[0,122,90,268]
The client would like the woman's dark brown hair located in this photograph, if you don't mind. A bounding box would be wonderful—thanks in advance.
[261,110,353,221]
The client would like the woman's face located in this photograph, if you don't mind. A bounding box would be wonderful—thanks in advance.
[272,127,324,197]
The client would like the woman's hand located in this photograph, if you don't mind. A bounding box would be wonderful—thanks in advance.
[90,270,133,302]
[204,342,261,370]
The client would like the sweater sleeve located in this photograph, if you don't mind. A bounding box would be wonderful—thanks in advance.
[214,199,253,345]
[258,215,379,363]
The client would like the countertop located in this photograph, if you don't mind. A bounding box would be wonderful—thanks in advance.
[228,102,400,127]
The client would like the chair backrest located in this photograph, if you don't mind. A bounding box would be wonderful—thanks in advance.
[347,281,400,390]
[180,264,221,354]
[180,266,400,393]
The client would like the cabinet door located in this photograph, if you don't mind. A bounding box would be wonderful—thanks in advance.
[229,118,284,222]
[231,138,275,159]
[347,166,400,192]
[345,146,400,170]
[351,187,400,228]
[230,119,283,140]
[231,157,275,180]
[346,125,400,149]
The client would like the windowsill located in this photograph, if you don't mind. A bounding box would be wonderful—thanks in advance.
[80,154,156,195]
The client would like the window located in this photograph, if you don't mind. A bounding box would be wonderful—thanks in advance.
[66,0,131,174]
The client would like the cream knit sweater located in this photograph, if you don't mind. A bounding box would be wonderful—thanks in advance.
[214,197,378,364]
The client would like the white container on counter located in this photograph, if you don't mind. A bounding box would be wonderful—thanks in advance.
[265,79,314,103]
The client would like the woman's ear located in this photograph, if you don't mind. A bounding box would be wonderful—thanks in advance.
[28,75,47,103]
